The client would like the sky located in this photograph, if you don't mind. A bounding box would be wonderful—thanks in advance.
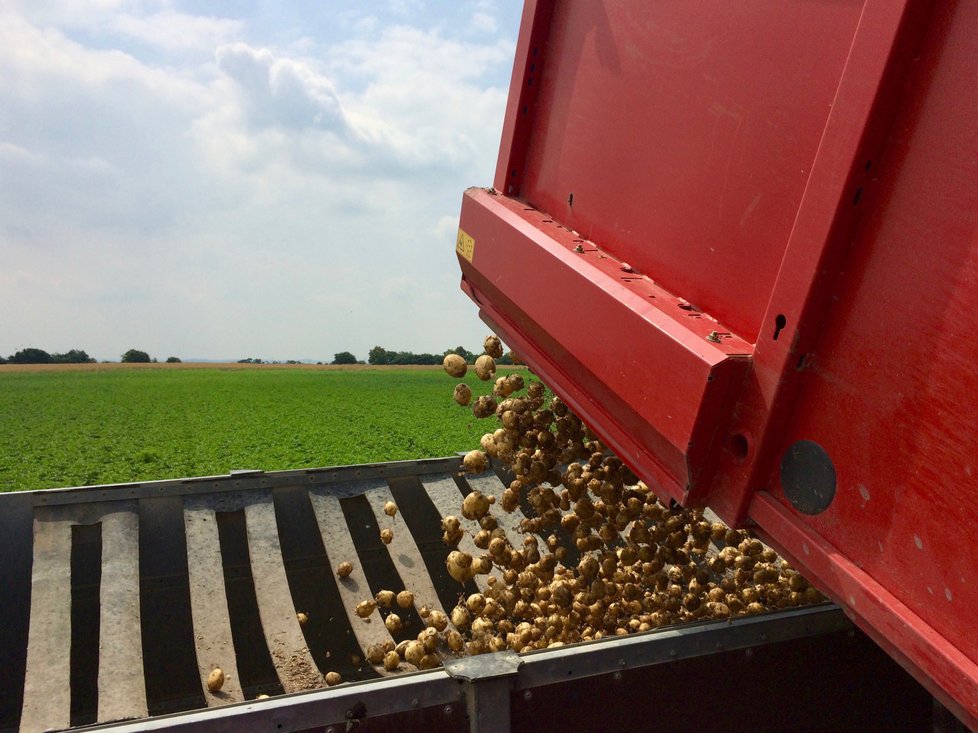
[0,0,524,362]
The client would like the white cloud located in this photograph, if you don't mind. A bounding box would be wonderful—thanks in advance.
[472,12,498,34]
[0,3,520,361]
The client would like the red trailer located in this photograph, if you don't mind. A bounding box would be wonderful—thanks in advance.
[457,1,978,727]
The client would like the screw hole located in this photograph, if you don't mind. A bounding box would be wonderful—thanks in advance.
[730,434,750,461]
[773,314,787,340]
[864,160,872,171]
[567,192,574,206]
[852,187,863,205]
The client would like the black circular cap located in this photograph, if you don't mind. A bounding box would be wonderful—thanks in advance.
[780,440,836,515]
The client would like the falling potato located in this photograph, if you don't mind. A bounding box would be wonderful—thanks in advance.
[453,383,473,406]
[443,353,467,378]
[474,354,496,381]
[337,561,354,578]
[380,527,394,544]
[384,500,398,517]
[206,667,225,693]
[484,335,504,359]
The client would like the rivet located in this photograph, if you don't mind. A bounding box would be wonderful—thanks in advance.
[706,331,721,343]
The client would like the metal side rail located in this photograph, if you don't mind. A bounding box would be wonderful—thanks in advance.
[70,605,852,733]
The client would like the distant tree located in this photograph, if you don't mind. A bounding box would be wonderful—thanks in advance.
[165,356,182,363]
[237,357,263,364]
[121,349,151,363]
[496,352,514,365]
[368,346,392,365]
[0,355,6,364]
[51,349,96,364]
[9,348,52,364]
[332,351,358,365]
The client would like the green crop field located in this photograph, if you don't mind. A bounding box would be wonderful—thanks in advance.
[0,364,519,492]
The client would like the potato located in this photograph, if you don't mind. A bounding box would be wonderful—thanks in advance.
[472,395,498,419]
[325,671,342,686]
[380,528,394,544]
[403,640,424,666]
[428,609,449,632]
[383,650,400,671]
[484,335,504,359]
[447,551,473,583]
[366,643,386,665]
[337,561,354,579]
[384,501,398,517]
[474,355,496,381]
[451,604,472,629]
[396,590,414,609]
[356,599,377,618]
[443,354,467,378]
[206,667,225,693]
[375,589,396,607]
[453,383,473,406]
[462,489,491,518]
[462,450,489,475]
[385,613,403,634]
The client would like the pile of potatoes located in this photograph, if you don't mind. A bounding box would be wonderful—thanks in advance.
[352,336,821,672]
[228,335,823,692]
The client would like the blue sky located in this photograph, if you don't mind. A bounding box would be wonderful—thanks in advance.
[0,0,524,362]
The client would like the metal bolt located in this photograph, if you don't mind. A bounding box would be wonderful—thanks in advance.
[613,671,622,681]
[443,705,453,716]
[523,690,533,701]
[706,330,721,343]
[620,262,634,272]
[411,698,420,708]
[574,244,584,253]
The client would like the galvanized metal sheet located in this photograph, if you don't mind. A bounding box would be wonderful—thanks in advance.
[20,509,74,733]
[243,497,323,693]
[96,503,148,723]
[183,498,244,706]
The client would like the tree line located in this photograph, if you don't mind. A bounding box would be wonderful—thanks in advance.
[0,345,512,366]
[0,347,181,364]
[364,346,514,366]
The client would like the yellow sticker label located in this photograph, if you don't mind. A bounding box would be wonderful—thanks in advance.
[456,228,475,262]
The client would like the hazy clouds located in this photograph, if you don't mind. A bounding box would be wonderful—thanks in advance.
[0,1,521,361]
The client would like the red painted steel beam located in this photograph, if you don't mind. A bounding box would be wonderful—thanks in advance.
[458,188,751,505]
[708,0,931,522]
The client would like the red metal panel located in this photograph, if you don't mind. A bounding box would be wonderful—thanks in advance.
[458,0,977,723]
[457,188,750,503]
[516,1,864,343]
[752,2,978,725]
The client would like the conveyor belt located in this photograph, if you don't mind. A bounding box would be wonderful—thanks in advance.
[0,457,885,733]
[4,457,505,732]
